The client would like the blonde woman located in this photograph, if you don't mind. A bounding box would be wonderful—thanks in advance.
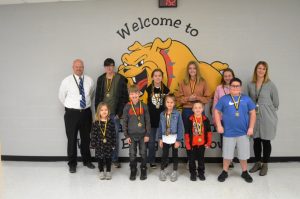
[176,61,211,127]
[247,61,279,176]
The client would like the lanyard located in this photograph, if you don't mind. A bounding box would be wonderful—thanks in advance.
[165,112,171,128]
[73,75,84,94]
[194,115,203,136]
[130,101,142,122]
[230,94,241,111]
[222,85,229,95]
[190,80,196,94]
[100,120,108,138]
[152,82,164,106]
[106,75,114,93]
[255,83,264,103]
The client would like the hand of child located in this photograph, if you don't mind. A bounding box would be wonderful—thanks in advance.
[174,141,180,149]
[159,140,163,148]
[144,136,149,143]
[247,128,254,137]
[126,137,132,145]
[217,125,224,134]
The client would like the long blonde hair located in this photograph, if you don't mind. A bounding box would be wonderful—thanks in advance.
[252,61,270,83]
[183,61,203,85]
[95,102,110,121]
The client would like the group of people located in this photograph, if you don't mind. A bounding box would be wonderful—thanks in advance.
[58,58,279,183]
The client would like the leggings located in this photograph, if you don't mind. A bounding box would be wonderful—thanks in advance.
[253,138,272,163]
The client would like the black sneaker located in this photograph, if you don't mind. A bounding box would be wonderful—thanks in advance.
[190,173,197,181]
[130,169,137,181]
[150,164,157,169]
[83,162,95,169]
[198,173,206,181]
[69,166,76,173]
[229,162,234,169]
[241,171,253,183]
[140,168,147,180]
[218,170,228,182]
[113,162,121,168]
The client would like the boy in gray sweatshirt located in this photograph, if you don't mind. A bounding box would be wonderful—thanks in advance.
[123,84,151,180]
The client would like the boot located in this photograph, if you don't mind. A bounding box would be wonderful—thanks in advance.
[130,168,137,181]
[249,162,262,173]
[259,163,268,176]
[140,167,147,180]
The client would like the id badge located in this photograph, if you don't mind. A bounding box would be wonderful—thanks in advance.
[255,104,259,114]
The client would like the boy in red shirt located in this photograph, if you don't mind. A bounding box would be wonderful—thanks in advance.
[185,101,212,181]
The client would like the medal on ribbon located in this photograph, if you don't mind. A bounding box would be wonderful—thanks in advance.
[230,94,241,117]
[106,76,114,97]
[194,115,203,142]
[131,101,143,127]
[100,120,108,144]
[165,113,171,136]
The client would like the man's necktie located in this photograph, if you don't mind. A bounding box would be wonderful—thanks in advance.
[79,77,86,109]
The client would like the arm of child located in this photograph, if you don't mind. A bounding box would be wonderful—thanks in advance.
[90,123,97,149]
[123,105,129,138]
[204,118,213,148]
[247,109,256,136]
[214,109,224,134]
[144,104,151,142]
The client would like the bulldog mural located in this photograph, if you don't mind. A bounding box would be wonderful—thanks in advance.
[118,38,228,102]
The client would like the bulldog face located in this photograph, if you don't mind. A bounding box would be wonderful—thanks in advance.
[118,39,171,95]
[118,38,229,101]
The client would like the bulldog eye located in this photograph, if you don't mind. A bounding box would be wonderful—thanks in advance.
[123,62,128,67]
[136,60,144,67]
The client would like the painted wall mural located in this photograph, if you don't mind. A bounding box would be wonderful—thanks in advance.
[118,37,229,102]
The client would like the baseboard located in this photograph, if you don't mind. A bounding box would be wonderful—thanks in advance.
[1,155,300,163]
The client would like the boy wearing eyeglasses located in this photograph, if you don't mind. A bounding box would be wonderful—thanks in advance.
[214,78,256,183]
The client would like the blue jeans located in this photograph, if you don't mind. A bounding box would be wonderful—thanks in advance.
[147,128,158,164]
[182,108,193,128]
[110,114,120,162]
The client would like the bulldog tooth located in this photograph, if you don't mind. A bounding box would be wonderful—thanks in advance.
[132,77,136,83]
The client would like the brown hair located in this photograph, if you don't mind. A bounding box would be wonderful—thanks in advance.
[183,61,204,85]
[95,102,110,121]
[164,93,176,106]
[252,61,270,83]
[192,100,204,108]
[221,68,235,85]
[151,68,164,78]
[128,84,140,93]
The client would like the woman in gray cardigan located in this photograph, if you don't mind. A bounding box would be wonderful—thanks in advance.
[247,61,279,176]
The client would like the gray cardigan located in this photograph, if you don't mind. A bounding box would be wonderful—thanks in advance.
[247,80,279,140]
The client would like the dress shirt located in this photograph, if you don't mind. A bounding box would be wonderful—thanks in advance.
[59,74,94,109]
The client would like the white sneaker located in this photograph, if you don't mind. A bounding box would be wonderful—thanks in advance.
[99,172,105,180]
[106,172,112,180]
[170,170,178,182]
[159,170,167,181]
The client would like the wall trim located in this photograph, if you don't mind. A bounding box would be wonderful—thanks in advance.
[2,156,300,163]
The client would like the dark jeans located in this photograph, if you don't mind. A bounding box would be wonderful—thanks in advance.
[182,108,193,129]
[187,146,205,175]
[161,143,178,171]
[147,128,157,164]
[253,138,272,163]
[98,158,112,172]
[129,137,147,170]
[64,108,92,167]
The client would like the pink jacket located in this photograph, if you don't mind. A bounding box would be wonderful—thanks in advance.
[212,85,230,124]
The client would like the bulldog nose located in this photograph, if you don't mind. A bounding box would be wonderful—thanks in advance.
[123,67,130,73]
